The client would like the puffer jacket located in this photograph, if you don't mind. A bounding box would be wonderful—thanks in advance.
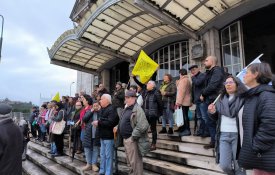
[143,88,163,119]
[238,84,275,172]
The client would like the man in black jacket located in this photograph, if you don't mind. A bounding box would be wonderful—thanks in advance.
[200,56,225,149]
[143,80,163,150]
[29,106,38,138]
[92,94,119,175]
[0,103,23,174]
[189,65,207,137]
[112,81,125,117]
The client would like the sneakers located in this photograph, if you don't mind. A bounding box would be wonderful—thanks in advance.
[203,142,215,149]
[158,127,167,134]
[167,128,174,135]
[92,164,99,172]
[82,164,92,171]
[150,144,157,151]
[179,130,191,137]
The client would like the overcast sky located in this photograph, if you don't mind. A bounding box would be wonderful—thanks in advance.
[0,0,77,105]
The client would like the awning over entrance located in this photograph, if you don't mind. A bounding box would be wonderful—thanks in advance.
[48,0,243,73]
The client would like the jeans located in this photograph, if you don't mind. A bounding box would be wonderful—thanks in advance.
[162,107,174,128]
[80,130,85,142]
[84,146,99,165]
[219,132,246,175]
[50,142,57,154]
[203,102,216,143]
[99,139,114,175]
[196,102,209,135]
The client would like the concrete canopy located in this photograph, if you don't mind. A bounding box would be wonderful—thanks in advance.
[48,0,246,73]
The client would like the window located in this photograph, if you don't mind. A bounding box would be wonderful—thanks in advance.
[151,41,189,83]
[221,21,244,76]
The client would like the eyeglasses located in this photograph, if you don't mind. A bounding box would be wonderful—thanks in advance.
[223,81,235,85]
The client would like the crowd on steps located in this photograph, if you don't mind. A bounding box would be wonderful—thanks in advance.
[1,56,275,175]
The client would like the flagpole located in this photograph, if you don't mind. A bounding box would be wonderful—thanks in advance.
[237,53,263,77]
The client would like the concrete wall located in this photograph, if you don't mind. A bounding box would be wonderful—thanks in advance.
[100,69,110,92]
[189,28,221,71]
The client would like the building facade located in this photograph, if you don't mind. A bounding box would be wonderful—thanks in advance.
[48,0,275,92]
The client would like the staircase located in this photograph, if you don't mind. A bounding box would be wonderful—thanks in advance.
[23,122,224,175]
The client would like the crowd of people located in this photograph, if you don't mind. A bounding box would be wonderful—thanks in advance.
[1,55,275,175]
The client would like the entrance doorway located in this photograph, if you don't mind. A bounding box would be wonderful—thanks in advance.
[242,4,275,71]
[110,61,129,93]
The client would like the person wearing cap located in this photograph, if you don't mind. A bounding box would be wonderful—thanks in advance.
[0,103,23,174]
[112,81,125,118]
[189,65,208,137]
[118,90,150,175]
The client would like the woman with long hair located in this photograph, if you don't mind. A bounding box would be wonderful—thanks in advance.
[52,102,66,157]
[208,75,247,175]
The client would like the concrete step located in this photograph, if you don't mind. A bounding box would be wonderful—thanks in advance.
[155,139,215,157]
[117,150,223,175]
[117,147,221,172]
[29,140,160,175]
[27,142,96,175]
[149,133,211,145]
[26,149,79,175]
[22,159,49,175]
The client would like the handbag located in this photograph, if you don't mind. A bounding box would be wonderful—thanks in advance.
[52,110,66,135]
[174,107,184,127]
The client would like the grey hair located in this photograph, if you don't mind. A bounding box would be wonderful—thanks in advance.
[102,94,112,104]
[148,80,156,87]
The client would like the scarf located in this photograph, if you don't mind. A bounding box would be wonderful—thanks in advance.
[217,94,244,118]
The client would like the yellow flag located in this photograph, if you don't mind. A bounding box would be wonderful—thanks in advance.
[132,50,159,84]
[52,92,60,102]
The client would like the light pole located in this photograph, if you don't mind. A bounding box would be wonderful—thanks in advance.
[70,82,75,96]
[0,14,4,62]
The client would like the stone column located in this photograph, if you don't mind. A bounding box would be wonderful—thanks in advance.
[202,28,221,66]
[101,69,110,92]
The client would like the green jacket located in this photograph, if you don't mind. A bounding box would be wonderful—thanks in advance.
[131,104,150,156]
[117,103,150,156]
[160,81,177,107]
